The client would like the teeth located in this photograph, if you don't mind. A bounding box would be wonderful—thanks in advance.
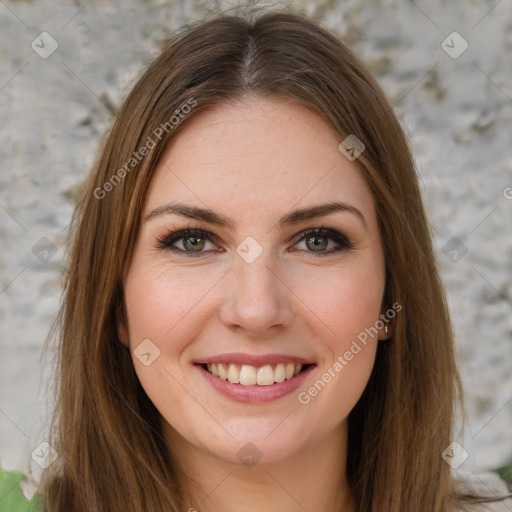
[227,364,240,384]
[256,365,274,386]
[205,362,304,385]
[208,363,219,377]
[274,363,286,383]
[285,363,295,380]
[218,363,228,380]
[240,365,257,385]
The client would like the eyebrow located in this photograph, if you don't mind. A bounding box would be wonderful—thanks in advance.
[145,201,367,229]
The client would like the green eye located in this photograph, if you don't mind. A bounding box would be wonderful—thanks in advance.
[304,234,329,251]
[157,228,218,256]
[181,236,206,251]
[292,227,352,255]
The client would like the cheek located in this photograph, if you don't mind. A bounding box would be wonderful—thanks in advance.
[325,280,380,331]
[292,260,384,411]
[123,262,220,346]
[295,260,385,343]
[296,283,380,420]
[122,266,202,426]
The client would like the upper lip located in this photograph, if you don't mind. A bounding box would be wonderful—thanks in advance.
[193,353,316,366]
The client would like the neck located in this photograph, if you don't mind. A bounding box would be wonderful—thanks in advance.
[166,422,355,512]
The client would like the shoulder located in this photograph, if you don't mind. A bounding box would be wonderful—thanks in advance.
[0,461,42,512]
[451,471,512,512]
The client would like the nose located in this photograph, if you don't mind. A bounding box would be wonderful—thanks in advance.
[219,250,295,337]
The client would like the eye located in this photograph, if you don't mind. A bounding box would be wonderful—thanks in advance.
[290,227,352,256]
[156,228,221,256]
[155,226,352,257]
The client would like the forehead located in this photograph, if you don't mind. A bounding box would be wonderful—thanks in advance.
[145,95,376,227]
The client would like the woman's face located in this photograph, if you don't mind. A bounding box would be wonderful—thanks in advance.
[119,95,387,466]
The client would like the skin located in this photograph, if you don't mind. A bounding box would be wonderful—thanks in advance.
[118,94,388,512]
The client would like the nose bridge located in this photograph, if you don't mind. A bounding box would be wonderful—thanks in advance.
[219,242,294,333]
[237,251,277,294]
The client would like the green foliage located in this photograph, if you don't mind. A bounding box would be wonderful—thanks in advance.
[493,460,512,490]
[0,460,42,512]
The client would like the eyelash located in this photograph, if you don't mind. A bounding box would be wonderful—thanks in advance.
[155,225,353,257]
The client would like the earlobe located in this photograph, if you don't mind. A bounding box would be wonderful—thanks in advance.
[118,322,130,348]
[116,298,130,348]
[379,322,392,341]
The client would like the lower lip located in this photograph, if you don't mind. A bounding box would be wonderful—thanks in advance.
[195,364,316,404]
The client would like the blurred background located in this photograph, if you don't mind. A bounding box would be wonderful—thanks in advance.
[1,0,511,486]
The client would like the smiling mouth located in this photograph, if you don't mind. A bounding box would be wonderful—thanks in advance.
[198,362,313,386]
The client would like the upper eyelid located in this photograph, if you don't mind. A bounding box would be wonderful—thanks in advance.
[289,226,349,241]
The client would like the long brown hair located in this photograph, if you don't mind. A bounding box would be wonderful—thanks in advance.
[39,6,467,511]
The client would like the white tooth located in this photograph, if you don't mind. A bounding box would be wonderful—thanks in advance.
[218,363,228,380]
[274,363,286,382]
[256,365,275,386]
[212,361,302,385]
[227,364,240,383]
[239,365,257,385]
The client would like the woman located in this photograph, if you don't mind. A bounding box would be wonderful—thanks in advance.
[1,7,510,512]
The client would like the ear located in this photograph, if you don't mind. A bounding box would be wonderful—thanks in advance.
[116,299,130,348]
[377,302,394,341]
[379,272,395,341]
[118,321,130,348]
[378,320,392,341]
